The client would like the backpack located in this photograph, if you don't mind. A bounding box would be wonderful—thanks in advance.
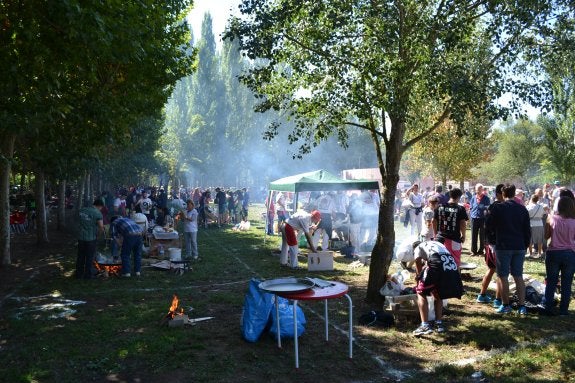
[358,310,395,328]
[525,285,543,305]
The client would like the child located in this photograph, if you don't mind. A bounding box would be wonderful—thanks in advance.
[421,196,438,241]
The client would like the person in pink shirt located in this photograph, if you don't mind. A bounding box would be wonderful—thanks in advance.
[543,196,575,315]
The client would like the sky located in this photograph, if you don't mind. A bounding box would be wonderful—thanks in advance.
[187,0,241,45]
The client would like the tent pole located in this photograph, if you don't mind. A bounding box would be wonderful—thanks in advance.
[264,190,272,244]
[294,192,299,214]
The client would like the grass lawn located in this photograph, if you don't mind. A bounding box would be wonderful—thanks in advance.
[0,204,574,383]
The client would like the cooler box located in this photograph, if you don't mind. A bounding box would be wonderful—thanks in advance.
[307,251,334,271]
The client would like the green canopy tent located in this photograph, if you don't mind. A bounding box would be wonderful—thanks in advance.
[268,169,379,193]
[265,170,380,240]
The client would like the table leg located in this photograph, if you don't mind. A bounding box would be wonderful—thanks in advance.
[293,299,299,369]
[275,294,281,349]
[345,293,353,358]
[324,299,329,341]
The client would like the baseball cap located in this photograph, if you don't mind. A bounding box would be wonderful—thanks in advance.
[311,210,322,221]
[554,180,560,185]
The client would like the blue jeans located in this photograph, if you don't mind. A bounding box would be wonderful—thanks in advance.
[495,249,525,278]
[184,231,198,259]
[120,235,143,275]
[545,249,575,314]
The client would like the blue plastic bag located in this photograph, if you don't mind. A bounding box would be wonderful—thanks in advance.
[241,279,275,342]
[269,296,306,339]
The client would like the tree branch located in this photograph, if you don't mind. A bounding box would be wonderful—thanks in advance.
[282,31,358,71]
[403,102,452,150]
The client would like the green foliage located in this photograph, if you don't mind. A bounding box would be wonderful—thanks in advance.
[480,119,546,188]
[225,0,567,301]
[0,0,195,181]
[160,16,379,187]
[539,115,575,185]
[406,113,494,184]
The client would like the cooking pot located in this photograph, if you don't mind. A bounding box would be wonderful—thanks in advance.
[168,247,181,261]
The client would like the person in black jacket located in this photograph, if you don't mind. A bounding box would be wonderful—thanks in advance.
[486,184,531,316]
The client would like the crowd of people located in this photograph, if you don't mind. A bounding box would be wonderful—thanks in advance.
[267,190,381,260]
[95,186,250,228]
[76,180,574,333]
[75,185,251,279]
[399,180,575,336]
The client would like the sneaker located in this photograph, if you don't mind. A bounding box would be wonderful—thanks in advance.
[135,272,141,277]
[493,298,502,308]
[518,306,527,316]
[435,320,446,333]
[476,294,492,304]
[122,273,131,278]
[413,323,433,336]
[496,304,512,314]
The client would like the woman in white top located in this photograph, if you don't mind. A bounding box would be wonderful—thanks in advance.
[406,184,425,237]
[526,194,546,257]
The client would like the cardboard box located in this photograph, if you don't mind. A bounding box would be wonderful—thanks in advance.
[384,294,419,319]
[307,251,334,271]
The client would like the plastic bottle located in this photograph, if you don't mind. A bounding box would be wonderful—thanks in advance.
[393,270,404,286]
[159,244,164,257]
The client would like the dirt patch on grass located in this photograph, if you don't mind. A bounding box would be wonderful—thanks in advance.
[0,228,76,303]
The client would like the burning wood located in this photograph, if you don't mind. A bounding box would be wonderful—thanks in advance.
[93,261,122,277]
[159,294,213,327]
[167,294,184,319]
[159,294,184,325]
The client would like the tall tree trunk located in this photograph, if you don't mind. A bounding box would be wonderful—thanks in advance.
[0,133,16,265]
[34,171,49,244]
[57,180,66,230]
[85,172,92,207]
[366,173,399,303]
[366,119,403,303]
[76,174,85,211]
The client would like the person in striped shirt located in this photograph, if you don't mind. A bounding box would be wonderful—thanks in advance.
[110,216,144,277]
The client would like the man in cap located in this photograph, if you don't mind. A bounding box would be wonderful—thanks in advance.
[280,210,321,269]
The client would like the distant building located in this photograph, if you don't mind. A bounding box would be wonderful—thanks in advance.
[341,168,433,192]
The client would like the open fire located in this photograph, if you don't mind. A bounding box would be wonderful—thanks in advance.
[167,294,184,319]
[93,261,122,277]
[159,294,191,327]
[160,294,213,327]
